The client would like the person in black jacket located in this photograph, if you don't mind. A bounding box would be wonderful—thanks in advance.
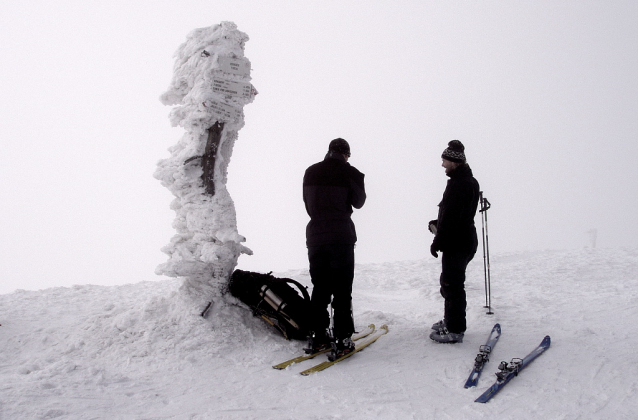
[303,138,366,359]
[429,140,480,344]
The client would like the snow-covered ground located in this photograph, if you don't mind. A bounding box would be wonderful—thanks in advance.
[1,247,637,419]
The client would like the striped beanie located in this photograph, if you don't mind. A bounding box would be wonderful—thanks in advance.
[441,140,466,163]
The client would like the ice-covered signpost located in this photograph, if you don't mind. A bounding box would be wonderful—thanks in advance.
[154,22,257,314]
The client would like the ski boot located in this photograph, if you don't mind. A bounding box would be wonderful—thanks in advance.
[431,319,446,331]
[328,336,355,361]
[430,327,464,344]
[304,330,331,354]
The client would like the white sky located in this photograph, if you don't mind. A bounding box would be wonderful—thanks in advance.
[1,1,637,294]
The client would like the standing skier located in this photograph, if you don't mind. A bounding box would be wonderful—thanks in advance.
[429,140,480,343]
[303,138,366,360]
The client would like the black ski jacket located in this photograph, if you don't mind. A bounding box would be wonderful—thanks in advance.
[303,153,366,247]
[432,164,480,254]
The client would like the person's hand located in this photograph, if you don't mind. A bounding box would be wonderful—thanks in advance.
[430,243,439,258]
[428,220,438,235]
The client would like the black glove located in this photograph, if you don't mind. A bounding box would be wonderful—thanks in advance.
[430,243,439,258]
[428,220,438,235]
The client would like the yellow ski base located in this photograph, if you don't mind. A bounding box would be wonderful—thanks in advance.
[300,324,389,376]
[272,324,376,370]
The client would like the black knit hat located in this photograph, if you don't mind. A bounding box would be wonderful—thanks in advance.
[441,140,466,163]
[329,138,351,157]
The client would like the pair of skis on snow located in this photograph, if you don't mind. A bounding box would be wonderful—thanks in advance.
[272,321,550,404]
[272,324,388,376]
[466,323,551,403]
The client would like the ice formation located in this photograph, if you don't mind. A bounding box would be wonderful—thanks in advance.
[154,22,257,309]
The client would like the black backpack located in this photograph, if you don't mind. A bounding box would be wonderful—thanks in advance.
[229,269,311,340]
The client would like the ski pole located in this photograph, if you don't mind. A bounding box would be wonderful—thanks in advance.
[480,192,487,308]
[479,192,493,315]
[484,199,492,315]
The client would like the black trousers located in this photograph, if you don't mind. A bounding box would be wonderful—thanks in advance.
[439,248,476,334]
[307,243,355,339]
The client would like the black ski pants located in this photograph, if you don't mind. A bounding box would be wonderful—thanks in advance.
[439,247,476,334]
[307,243,355,340]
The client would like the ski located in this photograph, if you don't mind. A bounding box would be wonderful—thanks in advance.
[299,324,389,376]
[464,323,501,388]
[272,324,375,370]
[475,335,551,403]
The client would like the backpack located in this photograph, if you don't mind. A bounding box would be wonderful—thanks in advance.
[229,269,311,340]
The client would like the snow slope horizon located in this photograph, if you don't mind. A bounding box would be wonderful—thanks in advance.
[1,247,637,419]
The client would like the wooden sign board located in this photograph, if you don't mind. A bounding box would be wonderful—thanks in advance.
[205,100,242,121]
[217,56,251,77]
[212,78,253,99]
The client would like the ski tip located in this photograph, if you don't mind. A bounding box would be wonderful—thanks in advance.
[542,335,551,347]
[354,324,375,336]
[474,387,497,403]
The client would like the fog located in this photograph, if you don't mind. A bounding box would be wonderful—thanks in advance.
[1,1,636,294]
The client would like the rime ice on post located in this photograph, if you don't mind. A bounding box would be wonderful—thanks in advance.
[154,22,256,310]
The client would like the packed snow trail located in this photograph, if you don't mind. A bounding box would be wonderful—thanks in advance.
[1,248,637,419]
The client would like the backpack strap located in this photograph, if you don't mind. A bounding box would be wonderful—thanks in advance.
[265,272,311,302]
[283,278,311,302]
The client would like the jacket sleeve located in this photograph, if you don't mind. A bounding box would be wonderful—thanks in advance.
[349,168,366,209]
[302,170,311,217]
